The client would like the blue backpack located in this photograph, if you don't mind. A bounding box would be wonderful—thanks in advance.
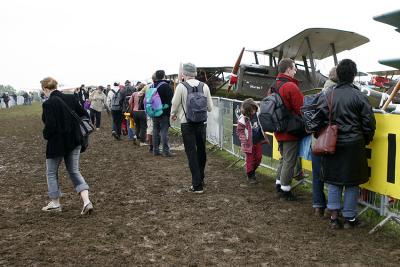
[144,82,167,117]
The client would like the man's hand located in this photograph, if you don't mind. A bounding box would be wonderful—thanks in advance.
[171,115,177,121]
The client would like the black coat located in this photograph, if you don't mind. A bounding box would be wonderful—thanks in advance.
[42,90,87,158]
[315,83,376,185]
[154,80,173,117]
[316,83,376,145]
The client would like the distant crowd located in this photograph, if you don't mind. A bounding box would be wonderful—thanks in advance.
[0,92,35,108]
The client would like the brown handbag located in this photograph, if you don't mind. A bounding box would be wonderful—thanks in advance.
[312,90,338,155]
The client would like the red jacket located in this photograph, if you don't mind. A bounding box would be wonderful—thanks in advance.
[273,74,304,142]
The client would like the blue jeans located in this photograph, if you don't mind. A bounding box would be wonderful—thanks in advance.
[152,115,170,154]
[327,184,359,218]
[311,153,326,208]
[45,146,89,199]
[127,118,135,140]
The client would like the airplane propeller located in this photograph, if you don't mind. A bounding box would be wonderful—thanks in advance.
[227,47,245,93]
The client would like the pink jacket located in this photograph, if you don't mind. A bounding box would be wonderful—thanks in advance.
[236,114,268,153]
[129,91,145,112]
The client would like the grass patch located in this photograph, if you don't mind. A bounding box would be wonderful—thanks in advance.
[0,102,42,118]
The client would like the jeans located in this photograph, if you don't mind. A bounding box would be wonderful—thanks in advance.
[45,146,89,199]
[90,109,101,128]
[127,118,135,140]
[181,122,207,190]
[111,110,122,136]
[153,115,170,154]
[327,184,359,218]
[276,141,299,191]
[311,153,326,208]
[132,111,147,142]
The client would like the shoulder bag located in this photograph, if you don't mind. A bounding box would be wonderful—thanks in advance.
[55,96,95,152]
[311,90,338,155]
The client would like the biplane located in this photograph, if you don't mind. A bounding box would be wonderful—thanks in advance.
[166,66,232,94]
[231,28,369,99]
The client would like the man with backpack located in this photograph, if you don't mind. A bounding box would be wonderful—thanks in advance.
[271,58,304,201]
[171,63,213,193]
[150,70,174,156]
[109,82,126,140]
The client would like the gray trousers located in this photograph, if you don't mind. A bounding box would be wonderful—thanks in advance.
[276,141,299,190]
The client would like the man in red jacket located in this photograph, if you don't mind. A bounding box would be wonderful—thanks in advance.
[274,58,304,201]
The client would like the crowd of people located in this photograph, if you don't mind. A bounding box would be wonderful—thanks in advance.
[39,63,213,215]
[237,58,375,230]
[38,59,376,230]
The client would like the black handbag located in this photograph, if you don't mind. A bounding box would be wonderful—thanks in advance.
[55,96,94,152]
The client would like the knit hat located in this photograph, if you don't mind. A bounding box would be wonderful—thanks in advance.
[182,63,197,77]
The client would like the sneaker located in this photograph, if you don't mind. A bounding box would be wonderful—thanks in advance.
[153,151,161,156]
[96,128,100,131]
[189,186,204,194]
[163,152,175,157]
[280,191,297,201]
[112,131,120,140]
[314,207,325,218]
[247,177,258,184]
[343,217,365,229]
[81,202,94,215]
[42,202,62,212]
[329,218,342,229]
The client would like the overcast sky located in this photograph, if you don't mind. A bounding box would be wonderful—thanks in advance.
[1,0,399,90]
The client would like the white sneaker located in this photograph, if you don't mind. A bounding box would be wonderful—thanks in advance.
[81,202,94,215]
[42,202,62,212]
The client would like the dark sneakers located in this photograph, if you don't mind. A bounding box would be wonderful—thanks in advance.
[189,186,204,194]
[247,176,258,184]
[247,171,258,184]
[163,152,175,157]
[343,217,365,229]
[314,207,326,218]
[112,131,121,140]
[329,218,342,229]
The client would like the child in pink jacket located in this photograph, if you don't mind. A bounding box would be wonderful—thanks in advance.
[236,98,268,183]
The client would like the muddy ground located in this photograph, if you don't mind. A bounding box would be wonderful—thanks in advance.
[1,104,400,266]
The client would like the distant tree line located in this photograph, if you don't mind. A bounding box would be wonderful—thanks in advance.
[0,84,16,95]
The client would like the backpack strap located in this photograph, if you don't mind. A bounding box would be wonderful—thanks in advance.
[54,96,90,135]
[271,77,289,95]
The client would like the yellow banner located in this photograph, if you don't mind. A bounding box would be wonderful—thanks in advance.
[271,113,400,199]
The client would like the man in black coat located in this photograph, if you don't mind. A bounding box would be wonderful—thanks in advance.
[152,70,174,156]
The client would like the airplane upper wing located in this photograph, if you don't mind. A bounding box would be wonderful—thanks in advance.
[373,9,400,33]
[248,28,369,61]
[196,66,233,73]
[378,58,400,70]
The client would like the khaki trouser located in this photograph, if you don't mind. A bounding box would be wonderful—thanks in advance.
[276,141,299,190]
